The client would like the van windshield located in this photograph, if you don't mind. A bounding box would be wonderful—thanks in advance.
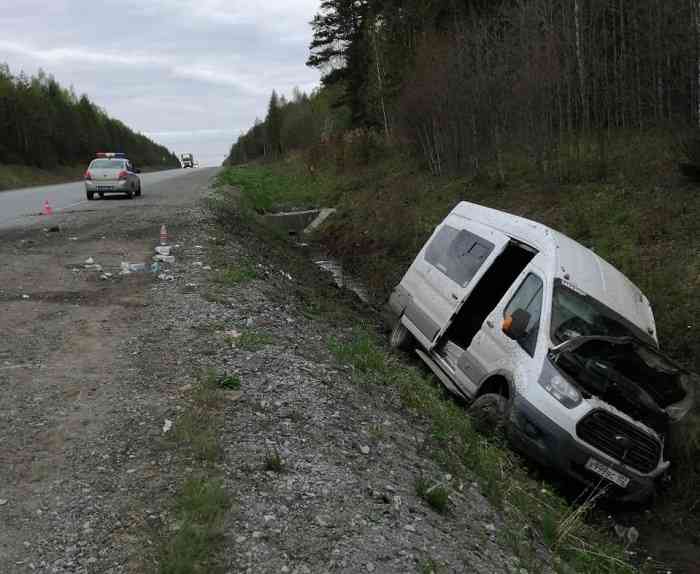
[550,280,652,345]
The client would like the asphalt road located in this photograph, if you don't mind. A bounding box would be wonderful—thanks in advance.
[0,168,217,230]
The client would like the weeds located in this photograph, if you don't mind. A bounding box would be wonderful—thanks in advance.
[158,369,230,573]
[214,263,257,285]
[158,477,230,574]
[415,477,450,514]
[236,331,275,351]
[217,374,241,391]
[263,447,285,473]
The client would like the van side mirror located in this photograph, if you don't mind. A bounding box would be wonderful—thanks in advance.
[502,309,531,340]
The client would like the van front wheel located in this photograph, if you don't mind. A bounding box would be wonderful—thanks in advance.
[390,320,414,351]
[469,393,508,436]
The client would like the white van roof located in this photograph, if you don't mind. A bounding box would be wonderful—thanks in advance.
[451,201,656,341]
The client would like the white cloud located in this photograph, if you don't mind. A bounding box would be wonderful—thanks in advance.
[0,40,166,68]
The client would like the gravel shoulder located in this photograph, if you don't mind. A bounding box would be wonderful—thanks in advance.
[0,175,549,573]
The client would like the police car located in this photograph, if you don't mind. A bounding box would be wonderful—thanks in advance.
[84,152,141,200]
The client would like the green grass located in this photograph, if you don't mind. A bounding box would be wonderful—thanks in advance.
[263,447,285,473]
[236,331,275,351]
[214,263,257,285]
[0,163,84,191]
[217,374,241,391]
[215,159,337,213]
[415,477,450,514]
[157,368,231,573]
[158,477,230,574]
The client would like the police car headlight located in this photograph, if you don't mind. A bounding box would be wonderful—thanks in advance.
[539,373,581,409]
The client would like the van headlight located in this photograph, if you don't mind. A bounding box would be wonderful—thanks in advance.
[539,373,582,409]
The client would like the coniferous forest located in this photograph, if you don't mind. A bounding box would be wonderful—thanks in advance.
[0,64,179,169]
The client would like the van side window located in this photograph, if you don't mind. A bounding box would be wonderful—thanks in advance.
[504,273,544,356]
[425,225,494,286]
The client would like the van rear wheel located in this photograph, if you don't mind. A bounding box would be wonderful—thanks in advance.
[390,320,414,351]
[469,393,508,436]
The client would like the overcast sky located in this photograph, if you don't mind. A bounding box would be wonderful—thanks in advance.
[0,0,322,166]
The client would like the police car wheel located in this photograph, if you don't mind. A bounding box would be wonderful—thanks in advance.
[126,189,133,199]
[86,192,94,201]
[136,183,142,197]
[468,393,508,436]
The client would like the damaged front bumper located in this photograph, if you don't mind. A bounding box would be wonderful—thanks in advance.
[507,394,662,502]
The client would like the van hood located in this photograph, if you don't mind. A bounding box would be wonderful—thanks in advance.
[550,336,696,432]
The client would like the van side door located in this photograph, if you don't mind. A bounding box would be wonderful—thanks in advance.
[460,268,548,386]
[401,215,510,349]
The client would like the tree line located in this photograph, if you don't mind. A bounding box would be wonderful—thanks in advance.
[0,64,179,169]
[228,0,700,178]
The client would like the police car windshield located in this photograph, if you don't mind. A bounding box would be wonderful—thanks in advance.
[90,159,126,169]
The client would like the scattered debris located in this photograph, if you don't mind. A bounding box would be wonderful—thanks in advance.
[69,237,78,241]
[99,273,114,281]
[85,257,95,265]
[0,499,7,506]
[360,445,370,455]
[162,419,173,434]
[155,246,171,256]
[21,295,30,300]
[48,226,60,233]
[158,274,175,281]
[153,255,175,264]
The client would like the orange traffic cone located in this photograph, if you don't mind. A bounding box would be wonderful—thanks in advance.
[42,199,53,216]
[160,224,168,245]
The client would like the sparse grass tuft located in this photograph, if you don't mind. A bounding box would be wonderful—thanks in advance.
[416,477,450,514]
[158,477,230,574]
[236,331,275,351]
[217,374,241,391]
[263,447,285,473]
[214,263,257,285]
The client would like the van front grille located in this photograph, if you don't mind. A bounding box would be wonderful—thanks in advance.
[576,410,661,474]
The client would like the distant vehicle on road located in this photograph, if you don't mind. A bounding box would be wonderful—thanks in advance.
[181,153,194,168]
[84,152,141,200]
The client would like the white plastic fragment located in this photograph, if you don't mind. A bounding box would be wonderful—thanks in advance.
[21,294,29,300]
[0,499,7,506]
[84,257,94,265]
[120,262,131,275]
[155,246,171,256]
[162,419,173,434]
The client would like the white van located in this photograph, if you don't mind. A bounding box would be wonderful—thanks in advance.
[388,201,696,501]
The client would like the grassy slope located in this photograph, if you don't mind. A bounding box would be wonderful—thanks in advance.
[0,163,179,192]
[0,164,85,191]
[217,135,700,568]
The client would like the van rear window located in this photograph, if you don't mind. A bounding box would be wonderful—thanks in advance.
[425,225,494,286]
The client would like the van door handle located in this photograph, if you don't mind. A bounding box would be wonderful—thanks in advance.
[486,320,494,328]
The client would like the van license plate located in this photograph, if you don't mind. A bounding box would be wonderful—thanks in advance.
[97,185,113,191]
[585,458,630,488]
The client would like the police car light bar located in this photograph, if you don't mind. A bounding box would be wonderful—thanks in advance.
[95,152,127,158]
